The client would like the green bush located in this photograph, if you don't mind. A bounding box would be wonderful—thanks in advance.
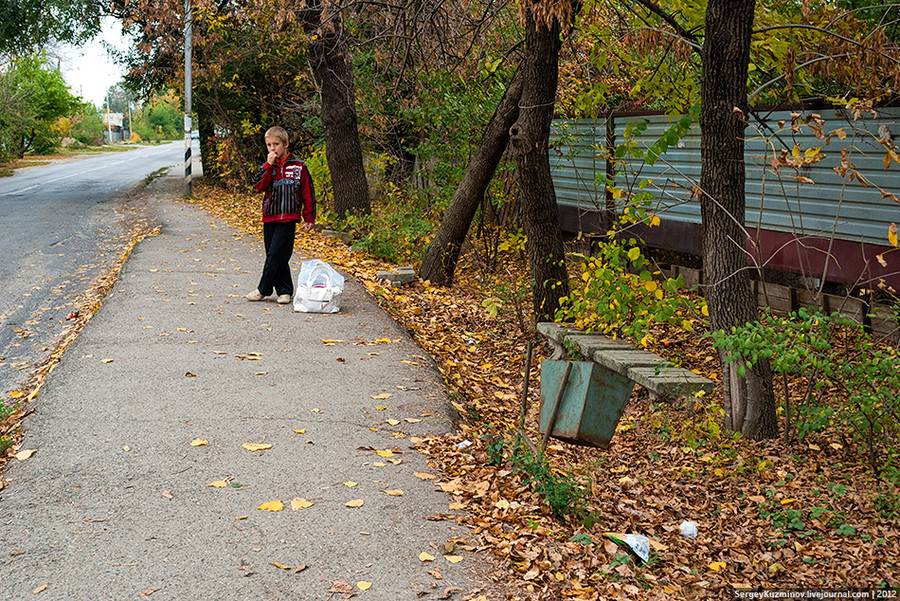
[710,306,900,483]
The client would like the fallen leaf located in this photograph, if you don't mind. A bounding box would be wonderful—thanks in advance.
[414,472,436,480]
[321,339,345,345]
[419,552,436,562]
[161,490,173,499]
[15,449,36,461]
[375,449,396,457]
[184,372,196,377]
[295,565,308,573]
[272,561,292,570]
[438,586,462,599]
[357,581,373,591]
[32,584,48,594]
[345,499,364,508]
[101,358,114,363]
[343,481,359,487]
[386,419,400,425]
[375,406,389,411]
[708,561,726,572]
[383,489,404,496]
[291,498,314,510]
[242,443,272,452]
[137,588,159,597]
[781,498,797,506]
[257,500,284,511]
[190,439,208,447]
[404,418,421,423]
[293,429,306,434]
[328,582,353,593]
[122,446,131,452]
[207,480,228,488]
[523,568,540,580]
[444,555,463,564]
[371,393,392,400]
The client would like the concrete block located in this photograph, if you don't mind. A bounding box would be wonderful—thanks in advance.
[320,229,351,244]
[375,266,416,286]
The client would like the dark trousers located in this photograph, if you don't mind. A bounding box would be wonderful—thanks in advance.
[257,221,296,297]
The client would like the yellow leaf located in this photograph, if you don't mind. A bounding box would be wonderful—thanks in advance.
[375,406,389,411]
[257,500,284,511]
[388,458,402,465]
[9,390,23,399]
[321,339,345,344]
[373,462,386,467]
[122,445,131,452]
[272,561,292,570]
[414,472,436,480]
[343,481,359,487]
[236,516,248,520]
[701,303,709,317]
[101,358,114,363]
[830,443,843,450]
[242,443,272,452]
[682,319,693,331]
[207,480,228,488]
[33,583,49,594]
[644,280,658,292]
[345,499,364,508]
[404,418,422,423]
[889,223,898,247]
[445,555,463,563]
[449,502,466,510]
[293,429,306,434]
[494,499,510,509]
[357,581,373,591]
[781,498,797,506]
[190,438,208,447]
[371,393,392,400]
[375,449,396,457]
[808,443,821,451]
[386,419,400,426]
[708,561,726,572]
[14,449,36,461]
[418,552,436,562]
[383,489,404,496]
[291,498,314,510]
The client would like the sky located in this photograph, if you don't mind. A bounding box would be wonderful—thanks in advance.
[59,17,130,108]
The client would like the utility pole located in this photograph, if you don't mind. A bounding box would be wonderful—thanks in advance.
[184,0,193,197]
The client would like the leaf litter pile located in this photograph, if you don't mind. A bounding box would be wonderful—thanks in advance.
[23,182,900,599]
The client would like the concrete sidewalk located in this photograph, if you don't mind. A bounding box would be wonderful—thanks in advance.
[0,171,492,600]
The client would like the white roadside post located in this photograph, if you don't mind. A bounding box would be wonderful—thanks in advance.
[184,0,193,197]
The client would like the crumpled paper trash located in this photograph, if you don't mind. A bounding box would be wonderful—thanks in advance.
[603,532,650,563]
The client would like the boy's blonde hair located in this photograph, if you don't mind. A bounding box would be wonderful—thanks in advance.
[264,126,289,145]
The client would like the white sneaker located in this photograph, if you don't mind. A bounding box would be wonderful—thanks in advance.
[276,294,292,304]
[246,290,265,301]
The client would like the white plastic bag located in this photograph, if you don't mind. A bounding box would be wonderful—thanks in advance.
[293,259,344,313]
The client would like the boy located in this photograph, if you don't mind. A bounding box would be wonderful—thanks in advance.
[246,126,316,304]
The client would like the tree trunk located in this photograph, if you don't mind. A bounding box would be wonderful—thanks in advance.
[418,67,524,285]
[700,0,777,439]
[306,2,370,217]
[509,5,571,323]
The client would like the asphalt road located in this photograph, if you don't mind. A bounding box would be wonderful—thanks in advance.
[0,142,189,399]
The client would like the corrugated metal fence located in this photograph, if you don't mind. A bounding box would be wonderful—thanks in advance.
[550,108,900,288]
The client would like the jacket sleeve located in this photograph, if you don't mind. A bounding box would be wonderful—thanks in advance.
[301,166,316,224]
[251,163,273,191]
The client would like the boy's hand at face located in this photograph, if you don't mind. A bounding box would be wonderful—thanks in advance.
[267,151,278,165]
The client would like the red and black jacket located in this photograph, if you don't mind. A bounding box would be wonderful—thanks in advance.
[251,154,316,224]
